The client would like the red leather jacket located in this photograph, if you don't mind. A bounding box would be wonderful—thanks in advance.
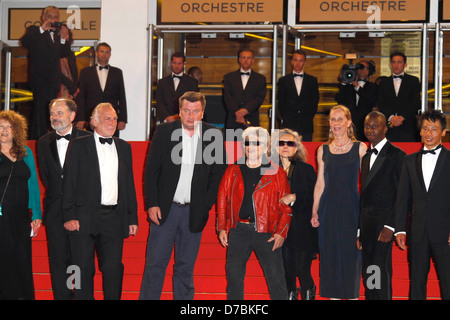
[217,162,292,238]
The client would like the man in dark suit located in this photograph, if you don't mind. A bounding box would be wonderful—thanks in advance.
[395,110,450,300]
[76,42,127,136]
[62,103,138,300]
[336,60,378,141]
[21,6,72,139]
[377,52,421,142]
[155,52,199,123]
[356,111,406,300]
[38,98,91,300]
[278,49,319,141]
[223,49,267,130]
[139,91,227,300]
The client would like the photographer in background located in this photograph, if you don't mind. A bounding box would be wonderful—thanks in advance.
[335,60,378,141]
[21,6,72,139]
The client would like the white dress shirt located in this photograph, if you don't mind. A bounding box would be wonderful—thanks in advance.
[94,131,118,205]
[422,145,442,191]
[97,65,109,91]
[172,125,200,204]
[240,68,251,90]
[393,72,404,97]
[293,71,304,95]
[369,138,387,169]
[172,72,183,91]
[56,126,73,167]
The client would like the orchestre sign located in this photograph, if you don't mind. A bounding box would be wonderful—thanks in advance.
[298,0,427,23]
[8,7,101,41]
[161,0,283,23]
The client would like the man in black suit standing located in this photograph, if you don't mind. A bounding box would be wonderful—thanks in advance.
[62,103,138,300]
[356,111,406,300]
[76,43,127,136]
[336,60,378,141]
[139,91,227,300]
[377,52,421,142]
[38,98,91,300]
[21,6,72,139]
[155,52,199,123]
[223,49,266,130]
[395,110,450,300]
[278,49,319,141]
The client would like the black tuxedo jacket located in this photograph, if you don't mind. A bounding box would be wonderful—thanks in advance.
[144,120,227,233]
[377,73,421,142]
[336,81,377,141]
[359,141,406,243]
[277,72,319,136]
[61,135,138,237]
[155,74,198,122]
[223,69,266,129]
[76,65,127,123]
[395,145,450,244]
[38,127,91,226]
[20,25,72,94]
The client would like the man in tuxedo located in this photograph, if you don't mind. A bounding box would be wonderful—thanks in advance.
[336,60,378,141]
[356,111,406,300]
[278,49,319,141]
[156,52,199,123]
[139,91,227,300]
[76,42,127,136]
[223,49,267,130]
[395,110,450,300]
[38,98,91,300]
[62,103,138,300]
[377,52,421,142]
[21,6,72,139]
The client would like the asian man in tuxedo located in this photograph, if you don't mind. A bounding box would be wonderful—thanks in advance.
[38,98,91,299]
[62,103,138,300]
[223,49,267,130]
[377,52,421,142]
[357,111,406,300]
[155,52,199,123]
[76,42,127,136]
[20,6,72,139]
[278,49,319,141]
[395,110,450,300]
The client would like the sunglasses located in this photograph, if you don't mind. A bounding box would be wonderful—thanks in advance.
[244,140,262,146]
[278,140,296,147]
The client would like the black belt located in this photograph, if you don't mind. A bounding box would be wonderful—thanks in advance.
[173,201,190,207]
[101,204,117,210]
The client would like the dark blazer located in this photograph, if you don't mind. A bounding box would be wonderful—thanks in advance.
[359,141,406,243]
[278,72,319,137]
[61,135,138,237]
[377,73,421,142]
[144,120,227,233]
[395,145,450,245]
[76,65,128,123]
[38,127,91,226]
[336,81,377,141]
[155,74,198,122]
[223,69,266,129]
[284,160,318,253]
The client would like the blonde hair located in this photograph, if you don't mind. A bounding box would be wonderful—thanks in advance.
[328,105,357,143]
[271,128,307,162]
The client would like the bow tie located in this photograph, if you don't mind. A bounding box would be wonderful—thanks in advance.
[99,137,113,145]
[173,74,182,79]
[240,72,250,76]
[293,73,303,77]
[393,74,403,79]
[421,144,442,155]
[56,134,71,141]
[99,65,109,70]
[366,148,378,155]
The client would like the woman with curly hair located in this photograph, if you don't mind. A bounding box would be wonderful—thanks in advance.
[0,110,41,299]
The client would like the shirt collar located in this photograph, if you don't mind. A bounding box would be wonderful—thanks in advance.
[371,137,387,153]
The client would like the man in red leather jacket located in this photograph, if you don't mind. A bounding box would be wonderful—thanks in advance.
[217,127,292,300]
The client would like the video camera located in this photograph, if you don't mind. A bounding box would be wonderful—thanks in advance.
[340,63,361,84]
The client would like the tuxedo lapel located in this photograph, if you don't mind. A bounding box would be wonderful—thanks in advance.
[415,152,427,192]
[362,142,390,190]
[361,153,370,190]
[427,147,448,193]
[48,131,61,169]
[91,66,103,93]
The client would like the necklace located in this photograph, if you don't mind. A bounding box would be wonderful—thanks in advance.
[332,138,352,154]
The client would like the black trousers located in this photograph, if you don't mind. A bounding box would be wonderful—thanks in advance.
[226,222,287,300]
[68,207,124,300]
[282,246,315,295]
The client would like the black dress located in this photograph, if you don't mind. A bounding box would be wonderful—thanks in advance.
[0,154,35,299]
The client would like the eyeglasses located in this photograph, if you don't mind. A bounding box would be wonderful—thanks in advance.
[244,140,262,147]
[278,140,296,147]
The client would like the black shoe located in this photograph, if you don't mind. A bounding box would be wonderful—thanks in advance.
[288,288,299,300]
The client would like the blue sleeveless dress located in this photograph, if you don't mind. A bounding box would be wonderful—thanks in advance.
[318,142,362,299]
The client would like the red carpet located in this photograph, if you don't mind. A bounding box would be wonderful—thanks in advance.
[28,141,443,300]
